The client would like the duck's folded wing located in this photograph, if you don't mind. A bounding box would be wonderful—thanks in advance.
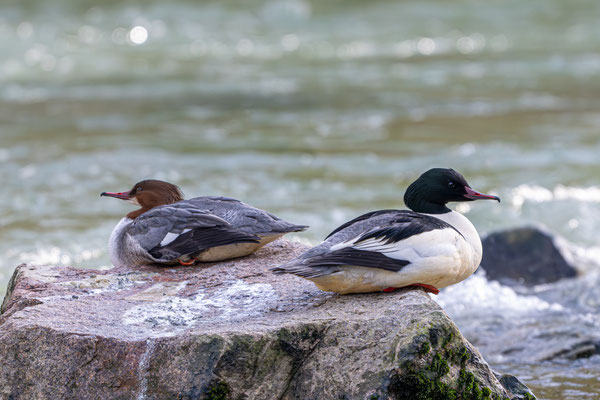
[305,223,426,272]
[129,204,260,260]
[276,213,461,277]
[147,226,260,260]
[303,246,411,272]
[188,196,308,234]
[324,209,398,239]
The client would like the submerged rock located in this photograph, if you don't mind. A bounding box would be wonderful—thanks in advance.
[0,240,535,399]
[480,227,577,286]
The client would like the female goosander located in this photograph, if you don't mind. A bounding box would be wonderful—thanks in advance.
[101,180,307,267]
[271,168,499,295]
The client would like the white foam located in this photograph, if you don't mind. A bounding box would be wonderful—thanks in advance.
[434,273,563,316]
[510,184,553,210]
[10,246,103,266]
[554,239,600,274]
[511,184,600,210]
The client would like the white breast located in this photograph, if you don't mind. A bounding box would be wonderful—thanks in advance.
[108,217,133,267]
[425,210,482,264]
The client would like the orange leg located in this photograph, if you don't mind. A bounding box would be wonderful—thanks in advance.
[178,258,196,266]
[411,283,440,295]
[383,283,440,295]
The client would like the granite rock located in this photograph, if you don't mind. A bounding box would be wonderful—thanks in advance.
[0,240,535,399]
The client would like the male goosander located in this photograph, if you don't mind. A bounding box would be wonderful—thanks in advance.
[271,168,499,295]
[101,180,307,267]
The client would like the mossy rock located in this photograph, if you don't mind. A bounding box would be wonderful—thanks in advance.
[388,320,519,400]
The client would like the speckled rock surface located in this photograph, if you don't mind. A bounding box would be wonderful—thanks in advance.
[0,240,535,400]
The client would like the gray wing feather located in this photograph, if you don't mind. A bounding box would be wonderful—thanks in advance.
[128,202,232,251]
[271,241,342,278]
[187,197,308,235]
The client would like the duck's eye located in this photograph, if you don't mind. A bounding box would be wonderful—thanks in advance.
[448,181,456,189]
[136,187,143,193]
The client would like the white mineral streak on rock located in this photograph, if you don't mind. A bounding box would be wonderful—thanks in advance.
[122,280,278,330]
[136,339,156,400]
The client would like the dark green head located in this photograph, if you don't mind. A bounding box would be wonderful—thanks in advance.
[403,168,500,214]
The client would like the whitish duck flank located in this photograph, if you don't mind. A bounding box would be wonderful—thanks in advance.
[271,168,499,295]
[102,179,308,267]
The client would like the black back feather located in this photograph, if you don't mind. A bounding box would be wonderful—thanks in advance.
[305,248,410,272]
[355,212,463,245]
[325,209,398,239]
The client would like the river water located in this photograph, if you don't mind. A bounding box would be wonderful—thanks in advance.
[1,0,600,398]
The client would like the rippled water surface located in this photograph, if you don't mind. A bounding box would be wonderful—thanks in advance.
[2,0,600,398]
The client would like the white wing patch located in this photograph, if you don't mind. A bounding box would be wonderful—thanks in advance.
[330,228,461,263]
[329,236,360,251]
[159,228,192,247]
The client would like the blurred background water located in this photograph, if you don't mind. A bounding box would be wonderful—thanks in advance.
[2,0,600,398]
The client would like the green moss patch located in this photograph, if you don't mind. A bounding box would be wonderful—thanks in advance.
[205,381,229,400]
[388,324,509,400]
